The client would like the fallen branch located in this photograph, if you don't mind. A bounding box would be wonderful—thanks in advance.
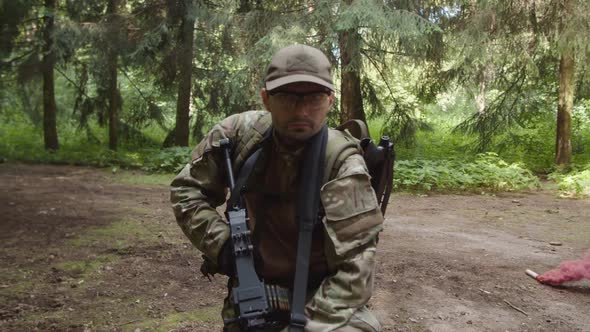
[503,300,528,316]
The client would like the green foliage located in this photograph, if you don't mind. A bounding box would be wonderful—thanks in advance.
[110,170,175,186]
[2,0,590,196]
[132,306,220,331]
[395,153,540,192]
[68,220,158,248]
[54,255,117,277]
[549,165,590,198]
[142,147,192,173]
[0,113,143,168]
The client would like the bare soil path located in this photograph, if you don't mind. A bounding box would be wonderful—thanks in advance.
[1,163,589,332]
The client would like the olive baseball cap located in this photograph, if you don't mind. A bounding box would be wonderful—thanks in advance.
[264,44,334,92]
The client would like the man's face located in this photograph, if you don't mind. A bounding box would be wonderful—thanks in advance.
[261,82,334,145]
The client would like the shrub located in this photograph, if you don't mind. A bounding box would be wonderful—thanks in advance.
[549,165,590,198]
[394,153,540,192]
[142,147,192,173]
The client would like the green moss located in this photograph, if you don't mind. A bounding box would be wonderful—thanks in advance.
[19,299,149,331]
[127,305,221,332]
[0,268,36,296]
[54,255,117,277]
[124,206,154,215]
[67,220,158,248]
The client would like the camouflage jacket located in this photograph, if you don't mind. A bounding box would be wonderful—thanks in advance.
[170,111,383,332]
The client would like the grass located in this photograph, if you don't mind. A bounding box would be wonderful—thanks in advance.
[67,220,160,248]
[129,306,221,332]
[3,109,589,195]
[106,168,176,186]
[0,268,36,296]
[53,254,118,278]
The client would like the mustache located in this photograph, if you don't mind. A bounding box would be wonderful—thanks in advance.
[287,119,314,126]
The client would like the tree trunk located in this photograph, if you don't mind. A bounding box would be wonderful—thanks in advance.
[107,48,119,151]
[338,22,365,124]
[192,107,204,142]
[174,5,195,147]
[42,0,58,150]
[555,52,574,166]
[107,0,121,151]
[555,0,574,167]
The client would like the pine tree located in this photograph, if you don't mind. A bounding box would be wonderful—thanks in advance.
[233,0,444,139]
[450,0,590,165]
[1,0,62,150]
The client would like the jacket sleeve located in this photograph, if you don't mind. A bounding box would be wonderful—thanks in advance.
[305,153,384,331]
[169,116,239,262]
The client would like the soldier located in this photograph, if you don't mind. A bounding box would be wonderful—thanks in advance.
[171,44,383,331]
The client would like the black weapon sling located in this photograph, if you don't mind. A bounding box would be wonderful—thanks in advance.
[232,125,391,331]
[231,125,328,331]
[289,125,328,331]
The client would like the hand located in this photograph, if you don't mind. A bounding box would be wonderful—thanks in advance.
[217,240,235,277]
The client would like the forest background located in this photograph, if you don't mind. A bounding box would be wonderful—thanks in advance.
[1,0,589,197]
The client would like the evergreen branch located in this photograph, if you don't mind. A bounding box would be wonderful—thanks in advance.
[0,77,20,83]
[272,4,313,14]
[0,50,35,66]
[54,66,92,100]
[360,49,400,106]
[232,4,311,17]
[201,0,223,9]
[361,46,410,57]
[121,66,153,106]
[131,1,167,17]
[453,66,529,151]
[16,17,45,25]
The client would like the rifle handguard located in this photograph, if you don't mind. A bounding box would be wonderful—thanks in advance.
[219,138,283,330]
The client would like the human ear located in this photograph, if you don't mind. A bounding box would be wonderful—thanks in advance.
[327,92,335,109]
[261,89,271,112]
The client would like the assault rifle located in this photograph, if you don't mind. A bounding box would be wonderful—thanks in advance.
[219,138,290,331]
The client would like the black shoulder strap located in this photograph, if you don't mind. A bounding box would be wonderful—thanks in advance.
[228,125,328,331]
[290,125,328,332]
[227,128,272,208]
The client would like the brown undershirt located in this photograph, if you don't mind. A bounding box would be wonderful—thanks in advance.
[243,133,329,289]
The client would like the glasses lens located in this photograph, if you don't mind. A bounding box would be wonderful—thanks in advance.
[303,92,328,107]
[271,92,329,109]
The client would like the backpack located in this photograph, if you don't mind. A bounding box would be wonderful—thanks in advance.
[332,119,395,215]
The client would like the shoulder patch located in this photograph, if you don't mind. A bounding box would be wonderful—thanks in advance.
[321,172,378,221]
[320,154,383,256]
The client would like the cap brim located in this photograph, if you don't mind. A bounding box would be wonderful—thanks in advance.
[266,74,334,91]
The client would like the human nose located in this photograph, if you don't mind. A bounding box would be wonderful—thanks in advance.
[292,100,311,116]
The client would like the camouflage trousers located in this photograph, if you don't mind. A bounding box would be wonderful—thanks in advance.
[221,279,381,332]
[222,306,379,332]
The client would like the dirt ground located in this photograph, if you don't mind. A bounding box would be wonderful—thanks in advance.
[0,163,589,332]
